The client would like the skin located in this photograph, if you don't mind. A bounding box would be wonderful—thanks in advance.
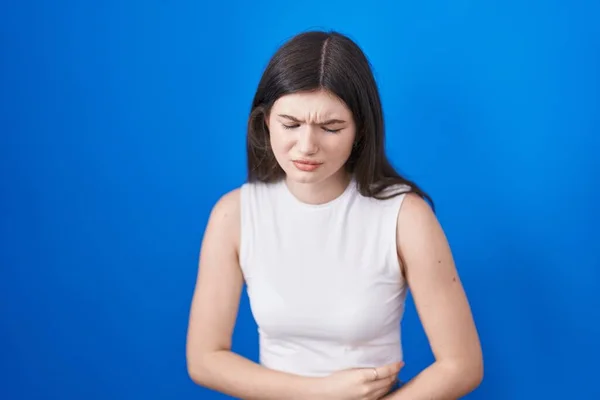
[186,89,483,399]
[380,193,483,399]
[267,89,356,204]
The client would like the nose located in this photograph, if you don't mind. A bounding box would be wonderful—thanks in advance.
[297,127,319,155]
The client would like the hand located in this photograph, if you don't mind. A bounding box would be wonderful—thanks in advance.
[317,362,404,400]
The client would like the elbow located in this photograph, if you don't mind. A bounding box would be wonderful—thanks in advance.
[186,348,231,389]
[457,355,484,392]
[442,355,484,394]
[186,351,213,387]
[473,347,485,388]
[467,358,484,390]
[186,360,204,386]
[186,357,205,386]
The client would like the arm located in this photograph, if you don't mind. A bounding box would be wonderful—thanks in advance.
[386,194,483,400]
[185,189,321,400]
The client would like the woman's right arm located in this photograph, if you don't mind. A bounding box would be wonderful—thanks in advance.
[186,188,403,400]
[185,189,322,399]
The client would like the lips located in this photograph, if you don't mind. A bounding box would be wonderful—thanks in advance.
[293,160,322,165]
[292,160,323,171]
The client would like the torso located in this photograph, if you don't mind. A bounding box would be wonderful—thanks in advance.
[239,177,410,377]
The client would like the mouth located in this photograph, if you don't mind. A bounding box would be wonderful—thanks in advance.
[292,159,323,172]
[292,159,322,165]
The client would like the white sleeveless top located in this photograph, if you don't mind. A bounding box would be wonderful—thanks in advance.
[239,177,410,377]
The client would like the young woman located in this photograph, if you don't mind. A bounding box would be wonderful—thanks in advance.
[186,30,483,400]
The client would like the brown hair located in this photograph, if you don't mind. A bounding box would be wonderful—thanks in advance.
[246,30,434,209]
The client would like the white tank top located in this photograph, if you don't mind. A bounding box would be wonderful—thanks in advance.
[239,177,409,377]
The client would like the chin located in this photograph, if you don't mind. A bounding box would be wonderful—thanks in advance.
[287,171,323,184]
[284,166,327,184]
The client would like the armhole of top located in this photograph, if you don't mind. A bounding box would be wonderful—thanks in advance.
[390,187,410,285]
[238,183,250,277]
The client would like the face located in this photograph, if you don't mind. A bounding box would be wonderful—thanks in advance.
[266,90,356,185]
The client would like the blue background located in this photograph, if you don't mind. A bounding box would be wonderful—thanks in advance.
[1,1,599,399]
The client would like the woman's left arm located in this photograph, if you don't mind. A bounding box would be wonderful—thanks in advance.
[385,193,484,400]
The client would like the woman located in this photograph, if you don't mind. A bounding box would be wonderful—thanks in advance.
[186,30,483,399]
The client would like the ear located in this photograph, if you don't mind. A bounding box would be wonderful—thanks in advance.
[264,111,270,129]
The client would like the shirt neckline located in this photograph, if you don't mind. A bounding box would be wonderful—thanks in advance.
[279,176,356,210]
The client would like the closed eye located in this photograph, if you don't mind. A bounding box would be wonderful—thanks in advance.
[281,123,342,133]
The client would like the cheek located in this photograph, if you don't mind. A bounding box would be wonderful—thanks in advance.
[269,127,293,155]
[327,135,354,160]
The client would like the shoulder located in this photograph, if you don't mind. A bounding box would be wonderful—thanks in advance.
[207,180,278,235]
[211,187,241,219]
[396,192,450,271]
[205,187,242,248]
[396,192,441,250]
[238,180,283,208]
[397,192,436,227]
[374,182,413,200]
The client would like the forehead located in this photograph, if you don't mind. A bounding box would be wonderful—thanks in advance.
[271,90,352,119]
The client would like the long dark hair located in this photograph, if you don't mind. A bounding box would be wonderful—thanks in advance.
[246,30,434,209]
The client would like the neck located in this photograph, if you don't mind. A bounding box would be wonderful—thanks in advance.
[285,170,352,205]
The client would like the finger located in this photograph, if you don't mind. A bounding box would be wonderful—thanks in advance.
[374,361,404,380]
[361,367,380,382]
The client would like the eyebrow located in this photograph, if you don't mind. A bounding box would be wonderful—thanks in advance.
[277,114,346,125]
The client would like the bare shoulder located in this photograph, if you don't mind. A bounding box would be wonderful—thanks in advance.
[396,192,445,266]
[397,192,437,229]
[206,187,242,250]
[210,187,241,221]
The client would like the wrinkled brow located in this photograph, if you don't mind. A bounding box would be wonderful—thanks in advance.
[278,114,346,125]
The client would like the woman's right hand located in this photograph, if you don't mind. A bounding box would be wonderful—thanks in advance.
[317,362,404,400]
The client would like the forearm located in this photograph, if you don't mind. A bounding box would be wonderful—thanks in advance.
[187,350,321,400]
[386,360,483,400]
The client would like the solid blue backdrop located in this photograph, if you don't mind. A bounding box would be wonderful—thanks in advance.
[1,1,599,399]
